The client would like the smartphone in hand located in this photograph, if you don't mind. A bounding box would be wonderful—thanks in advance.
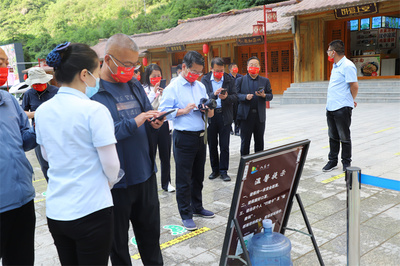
[159,79,167,89]
[256,87,264,94]
[149,109,175,122]
[220,89,227,95]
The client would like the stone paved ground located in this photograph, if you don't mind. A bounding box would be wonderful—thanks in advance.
[26,100,400,265]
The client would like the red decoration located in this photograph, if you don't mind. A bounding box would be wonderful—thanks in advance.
[253,24,263,36]
[142,57,148,67]
[23,74,28,80]
[266,10,277,23]
[203,44,209,56]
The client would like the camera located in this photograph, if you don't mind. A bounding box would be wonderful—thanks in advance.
[198,98,217,110]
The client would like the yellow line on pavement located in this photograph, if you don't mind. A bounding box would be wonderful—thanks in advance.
[374,127,394,133]
[322,145,329,149]
[131,227,211,260]
[34,198,46,203]
[322,173,345,184]
[268,136,294,143]
[395,152,400,156]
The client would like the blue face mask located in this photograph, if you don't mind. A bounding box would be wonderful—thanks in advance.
[84,71,100,98]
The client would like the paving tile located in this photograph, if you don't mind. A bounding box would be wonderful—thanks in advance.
[25,102,400,265]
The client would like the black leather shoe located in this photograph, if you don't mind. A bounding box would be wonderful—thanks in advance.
[208,172,220,180]
[220,173,231,181]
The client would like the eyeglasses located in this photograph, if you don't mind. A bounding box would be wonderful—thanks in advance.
[188,69,203,76]
[326,49,334,53]
[109,54,141,70]
[248,64,260,67]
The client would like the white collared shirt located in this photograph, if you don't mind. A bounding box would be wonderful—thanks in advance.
[35,87,116,221]
[327,56,358,111]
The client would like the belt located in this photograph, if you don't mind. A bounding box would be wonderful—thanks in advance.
[176,130,205,137]
[250,109,258,113]
[215,108,222,113]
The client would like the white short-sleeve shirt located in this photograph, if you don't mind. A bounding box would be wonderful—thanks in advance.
[35,87,116,221]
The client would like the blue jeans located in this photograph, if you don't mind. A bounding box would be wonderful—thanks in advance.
[326,107,352,165]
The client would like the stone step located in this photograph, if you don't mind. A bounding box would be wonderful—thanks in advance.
[281,79,400,104]
[286,87,400,92]
[281,96,400,104]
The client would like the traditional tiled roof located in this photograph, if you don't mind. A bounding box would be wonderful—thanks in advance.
[282,0,389,17]
[92,0,299,57]
[142,0,297,49]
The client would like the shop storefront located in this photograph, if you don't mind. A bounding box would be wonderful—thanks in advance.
[327,2,399,79]
[284,0,400,83]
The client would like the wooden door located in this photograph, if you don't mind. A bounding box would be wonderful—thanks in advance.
[238,42,293,94]
[267,42,293,94]
[326,20,346,79]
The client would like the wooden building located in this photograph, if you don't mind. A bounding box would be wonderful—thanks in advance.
[92,0,300,95]
[283,0,400,82]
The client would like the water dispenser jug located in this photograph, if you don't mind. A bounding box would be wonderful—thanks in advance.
[248,219,293,266]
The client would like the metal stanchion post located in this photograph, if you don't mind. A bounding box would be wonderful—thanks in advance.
[346,167,361,266]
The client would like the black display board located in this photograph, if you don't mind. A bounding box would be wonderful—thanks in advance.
[220,140,311,265]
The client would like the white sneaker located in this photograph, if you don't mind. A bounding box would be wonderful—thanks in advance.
[167,183,175,193]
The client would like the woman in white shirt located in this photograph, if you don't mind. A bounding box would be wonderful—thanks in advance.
[35,42,120,265]
[143,64,175,192]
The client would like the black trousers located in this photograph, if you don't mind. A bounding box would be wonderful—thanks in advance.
[0,200,35,265]
[110,173,163,266]
[35,145,49,182]
[47,207,114,266]
[207,111,231,174]
[327,107,352,165]
[232,100,240,133]
[153,122,172,190]
[240,111,265,156]
[173,130,206,220]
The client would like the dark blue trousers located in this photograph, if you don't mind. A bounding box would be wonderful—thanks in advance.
[0,200,35,265]
[110,174,163,265]
[207,111,231,174]
[173,130,206,220]
[327,107,352,165]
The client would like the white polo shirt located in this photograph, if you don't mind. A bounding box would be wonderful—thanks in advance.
[35,87,116,221]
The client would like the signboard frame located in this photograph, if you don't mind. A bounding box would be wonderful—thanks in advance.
[220,139,311,265]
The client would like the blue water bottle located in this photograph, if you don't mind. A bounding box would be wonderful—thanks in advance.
[248,219,293,266]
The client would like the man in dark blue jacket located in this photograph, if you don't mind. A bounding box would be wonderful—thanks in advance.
[0,56,37,264]
[236,56,273,156]
[91,34,164,266]
[201,57,237,181]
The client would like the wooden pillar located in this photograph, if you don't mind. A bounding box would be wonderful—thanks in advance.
[294,18,301,83]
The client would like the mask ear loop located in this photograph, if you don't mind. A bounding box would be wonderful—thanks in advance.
[106,55,117,75]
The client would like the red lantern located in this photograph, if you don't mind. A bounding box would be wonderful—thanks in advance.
[142,57,148,67]
[203,44,209,56]
[266,10,277,23]
[252,24,263,36]
[23,74,28,80]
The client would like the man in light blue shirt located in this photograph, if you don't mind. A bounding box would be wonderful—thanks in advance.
[323,40,358,172]
[159,51,215,231]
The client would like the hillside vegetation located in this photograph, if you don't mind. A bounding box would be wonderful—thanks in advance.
[0,0,284,62]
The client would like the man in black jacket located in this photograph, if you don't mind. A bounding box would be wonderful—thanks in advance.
[201,57,237,181]
[236,56,273,156]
